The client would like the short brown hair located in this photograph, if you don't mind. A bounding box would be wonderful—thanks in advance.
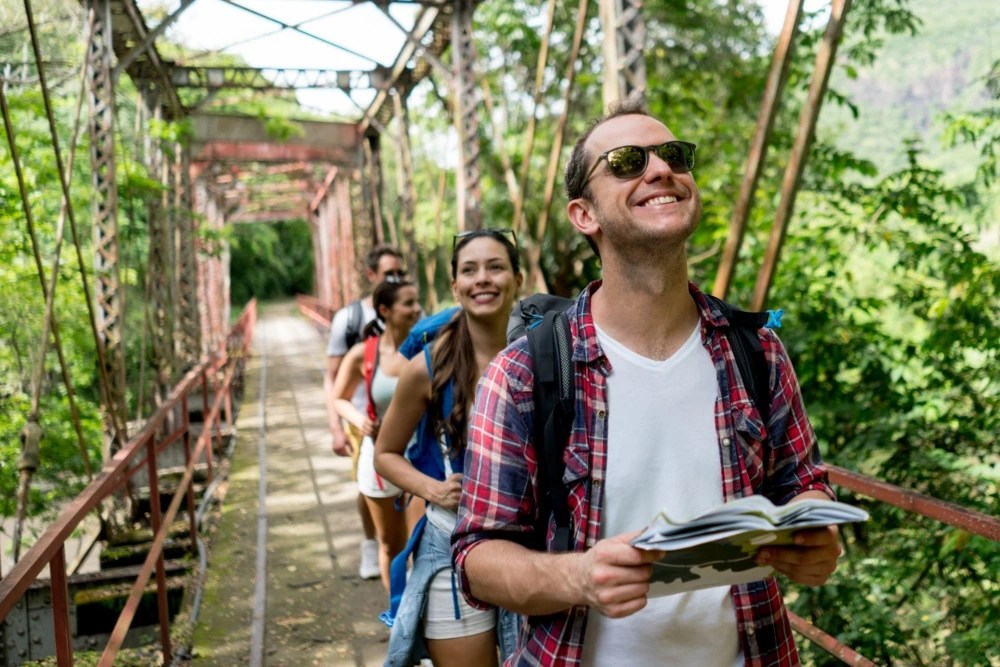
[365,244,403,272]
[563,93,652,202]
[563,93,652,258]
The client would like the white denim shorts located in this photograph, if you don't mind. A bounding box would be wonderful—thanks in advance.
[357,436,402,499]
[422,567,496,639]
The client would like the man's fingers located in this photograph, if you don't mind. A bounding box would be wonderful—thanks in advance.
[601,601,648,619]
[791,525,839,546]
[592,562,653,587]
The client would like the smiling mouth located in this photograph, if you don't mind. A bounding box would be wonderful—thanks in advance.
[639,194,679,207]
[471,292,498,302]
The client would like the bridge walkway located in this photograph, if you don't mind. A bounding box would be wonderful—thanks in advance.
[191,301,389,666]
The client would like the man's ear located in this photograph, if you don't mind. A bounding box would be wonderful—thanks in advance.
[567,198,599,240]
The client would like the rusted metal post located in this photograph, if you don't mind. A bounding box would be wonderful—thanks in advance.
[751,0,853,310]
[392,90,419,276]
[50,545,74,666]
[181,394,197,542]
[145,436,172,664]
[175,144,202,370]
[451,0,482,231]
[200,368,214,482]
[788,612,877,666]
[335,175,357,306]
[363,129,386,245]
[86,0,129,452]
[599,0,647,107]
[713,0,803,300]
[143,91,176,404]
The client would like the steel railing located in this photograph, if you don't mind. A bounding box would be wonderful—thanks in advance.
[295,294,336,330]
[789,463,1000,665]
[0,300,256,667]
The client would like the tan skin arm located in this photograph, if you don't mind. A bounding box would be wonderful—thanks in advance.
[373,354,462,510]
[465,492,842,619]
[323,354,353,455]
[331,343,377,438]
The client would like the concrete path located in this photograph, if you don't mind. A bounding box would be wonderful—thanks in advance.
[191,301,390,666]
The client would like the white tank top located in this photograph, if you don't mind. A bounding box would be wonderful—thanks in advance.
[369,365,399,419]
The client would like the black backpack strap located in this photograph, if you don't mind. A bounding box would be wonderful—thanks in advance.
[345,300,363,348]
[526,310,576,552]
[705,295,771,426]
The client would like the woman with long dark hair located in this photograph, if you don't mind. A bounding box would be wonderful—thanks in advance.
[333,278,422,591]
[375,230,522,667]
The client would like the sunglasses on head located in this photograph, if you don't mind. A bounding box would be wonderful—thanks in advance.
[452,228,518,253]
[584,140,697,185]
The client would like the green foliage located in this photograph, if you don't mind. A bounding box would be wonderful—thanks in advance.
[229,220,314,306]
[756,20,1000,662]
[463,0,998,662]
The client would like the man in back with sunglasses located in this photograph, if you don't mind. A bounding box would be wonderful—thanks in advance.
[323,243,406,580]
[453,96,841,665]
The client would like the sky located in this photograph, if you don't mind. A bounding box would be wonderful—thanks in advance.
[142,0,815,117]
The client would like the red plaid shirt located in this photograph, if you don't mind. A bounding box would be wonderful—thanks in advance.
[453,282,833,666]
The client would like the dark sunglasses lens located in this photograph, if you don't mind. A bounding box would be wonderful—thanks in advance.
[655,142,695,173]
[606,146,648,179]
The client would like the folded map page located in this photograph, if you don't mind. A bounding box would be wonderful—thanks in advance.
[630,495,869,597]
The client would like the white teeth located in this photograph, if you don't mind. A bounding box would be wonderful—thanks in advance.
[642,195,678,206]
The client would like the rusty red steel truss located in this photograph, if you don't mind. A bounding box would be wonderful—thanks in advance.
[0,300,257,667]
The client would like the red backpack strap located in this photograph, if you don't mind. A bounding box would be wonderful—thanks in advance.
[363,335,380,422]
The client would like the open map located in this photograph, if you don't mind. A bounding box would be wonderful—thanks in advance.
[630,495,869,596]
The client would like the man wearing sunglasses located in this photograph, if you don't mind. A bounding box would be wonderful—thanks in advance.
[323,243,406,581]
[454,96,840,666]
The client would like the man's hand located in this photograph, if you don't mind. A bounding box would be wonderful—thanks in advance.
[756,525,842,586]
[331,428,353,457]
[575,531,663,618]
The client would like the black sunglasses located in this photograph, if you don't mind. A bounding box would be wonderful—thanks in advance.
[452,228,518,253]
[382,269,407,283]
[583,140,697,185]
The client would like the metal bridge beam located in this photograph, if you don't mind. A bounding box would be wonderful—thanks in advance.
[451,0,481,231]
[141,92,176,397]
[86,0,128,446]
[168,65,397,91]
[599,0,648,106]
[174,144,201,371]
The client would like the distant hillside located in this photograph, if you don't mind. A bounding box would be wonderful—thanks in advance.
[819,0,999,177]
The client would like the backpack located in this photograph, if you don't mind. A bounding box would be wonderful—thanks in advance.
[397,306,461,360]
[506,292,780,552]
[404,345,462,481]
[362,335,380,423]
[381,339,462,630]
[344,300,365,349]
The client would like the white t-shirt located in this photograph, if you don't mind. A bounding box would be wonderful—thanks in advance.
[326,299,376,412]
[581,323,742,667]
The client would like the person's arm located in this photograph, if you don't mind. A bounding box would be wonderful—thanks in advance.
[324,309,353,455]
[373,355,462,509]
[324,355,353,455]
[331,343,376,437]
[463,533,663,618]
[453,348,663,619]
